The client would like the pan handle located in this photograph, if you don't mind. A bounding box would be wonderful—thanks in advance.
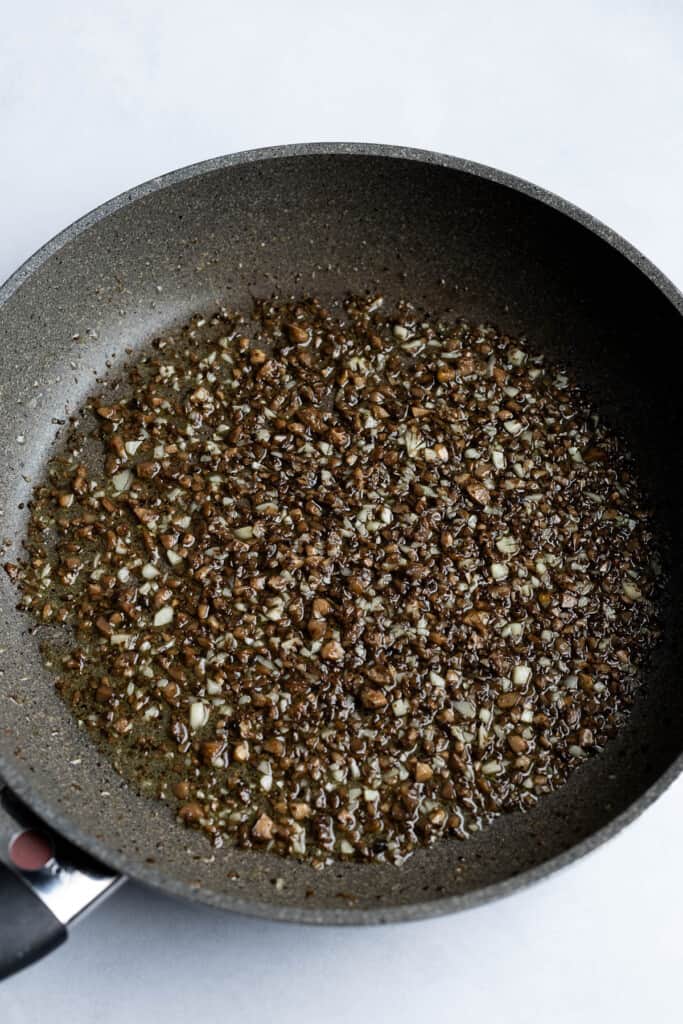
[0,789,122,981]
[0,863,66,978]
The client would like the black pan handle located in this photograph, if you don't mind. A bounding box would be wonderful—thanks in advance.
[0,789,122,981]
[0,863,66,979]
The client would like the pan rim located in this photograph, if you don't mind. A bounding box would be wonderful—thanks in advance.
[1,141,682,925]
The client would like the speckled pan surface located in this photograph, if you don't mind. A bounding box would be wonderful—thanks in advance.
[1,144,682,924]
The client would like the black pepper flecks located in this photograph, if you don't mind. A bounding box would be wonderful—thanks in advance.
[7,294,663,867]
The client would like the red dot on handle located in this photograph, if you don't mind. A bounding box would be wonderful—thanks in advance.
[9,829,54,871]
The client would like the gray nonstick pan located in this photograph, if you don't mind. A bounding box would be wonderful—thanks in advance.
[1,144,682,978]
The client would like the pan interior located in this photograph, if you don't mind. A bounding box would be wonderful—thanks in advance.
[1,150,682,920]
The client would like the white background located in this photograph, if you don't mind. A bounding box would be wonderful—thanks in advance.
[2,2,682,1020]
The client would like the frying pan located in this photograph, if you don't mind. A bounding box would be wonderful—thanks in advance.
[1,143,682,978]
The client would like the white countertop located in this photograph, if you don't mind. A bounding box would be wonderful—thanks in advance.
[1,2,682,1021]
